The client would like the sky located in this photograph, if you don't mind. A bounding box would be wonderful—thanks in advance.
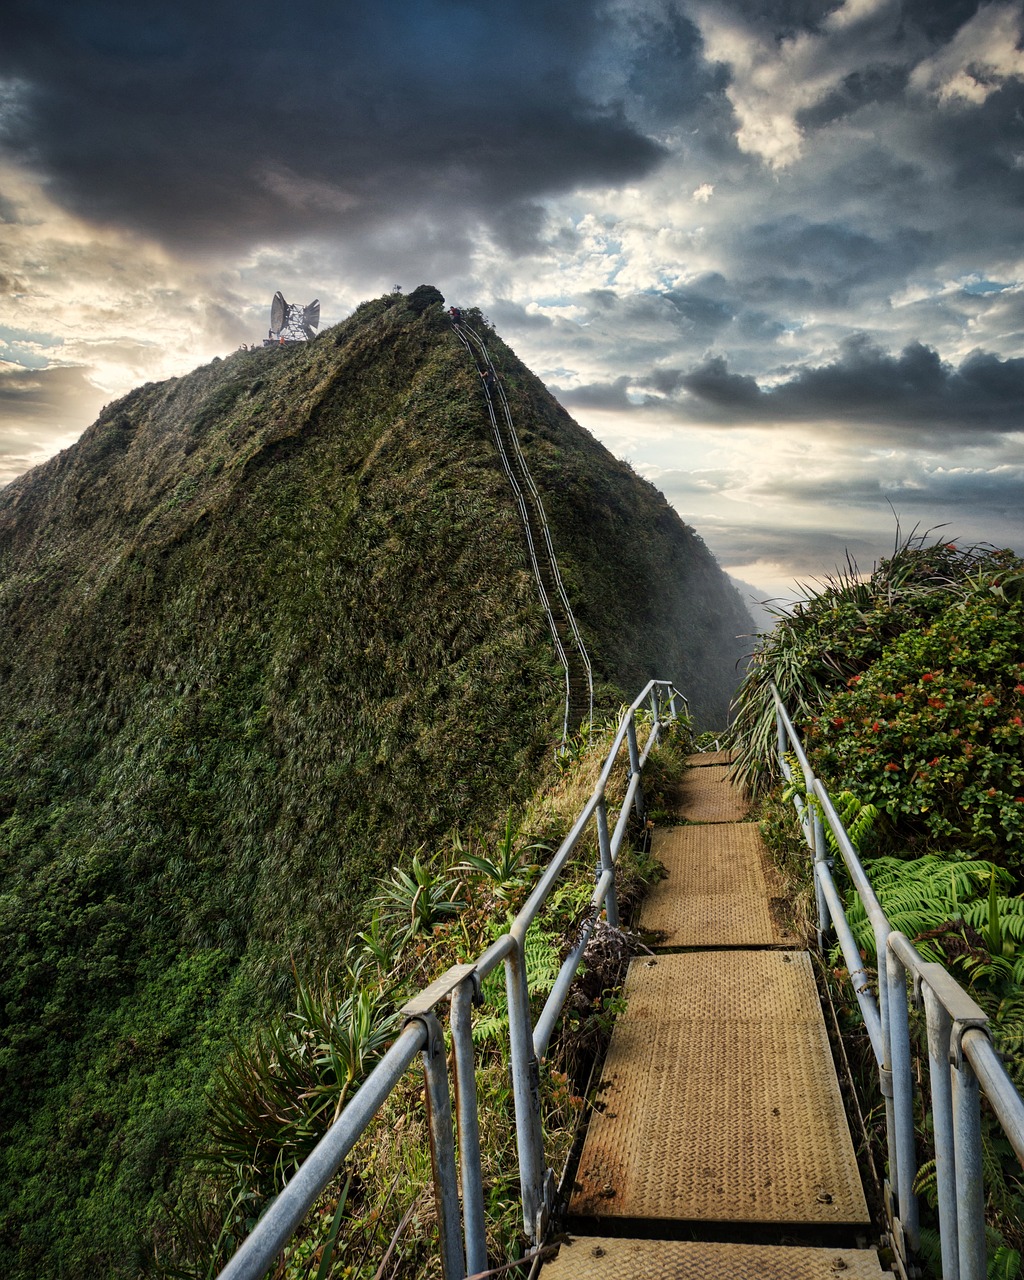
[2,0,1024,612]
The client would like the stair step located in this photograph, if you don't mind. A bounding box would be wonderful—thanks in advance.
[570,951,869,1226]
[541,1237,886,1279]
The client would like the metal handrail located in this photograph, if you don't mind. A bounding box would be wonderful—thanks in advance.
[454,320,594,736]
[219,679,687,1280]
[771,682,1024,1280]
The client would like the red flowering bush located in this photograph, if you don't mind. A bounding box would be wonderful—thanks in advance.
[807,591,1024,868]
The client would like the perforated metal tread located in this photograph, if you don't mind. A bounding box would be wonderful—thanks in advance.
[686,750,734,767]
[674,765,749,823]
[571,951,869,1226]
[540,1236,887,1278]
[642,825,789,947]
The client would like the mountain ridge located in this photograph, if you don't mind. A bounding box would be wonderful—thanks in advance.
[0,288,751,1274]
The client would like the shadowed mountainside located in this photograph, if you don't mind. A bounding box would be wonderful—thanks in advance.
[0,289,751,1274]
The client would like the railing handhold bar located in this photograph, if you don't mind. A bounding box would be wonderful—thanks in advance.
[511,683,673,942]
[770,685,816,790]
[218,1021,427,1280]
[963,1030,1024,1169]
[609,771,642,865]
[534,910,599,1061]
[813,779,889,939]
[814,862,884,1063]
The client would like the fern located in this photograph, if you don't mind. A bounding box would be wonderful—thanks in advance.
[472,928,561,1045]
[844,855,1008,960]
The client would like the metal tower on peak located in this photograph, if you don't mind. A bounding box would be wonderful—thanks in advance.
[264,292,320,345]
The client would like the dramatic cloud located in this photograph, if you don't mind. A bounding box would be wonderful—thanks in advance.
[2,0,1023,599]
[0,0,669,252]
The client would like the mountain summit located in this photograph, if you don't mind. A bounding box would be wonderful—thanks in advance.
[0,289,751,1273]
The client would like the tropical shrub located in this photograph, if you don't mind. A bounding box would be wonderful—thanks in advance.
[807,586,1024,869]
[730,536,1022,793]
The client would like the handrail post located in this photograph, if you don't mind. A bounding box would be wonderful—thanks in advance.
[505,941,548,1242]
[417,1012,466,1280]
[626,715,645,820]
[885,942,919,1257]
[952,1045,987,1280]
[649,686,660,727]
[811,805,830,952]
[922,984,959,1280]
[596,797,619,928]
[451,980,487,1277]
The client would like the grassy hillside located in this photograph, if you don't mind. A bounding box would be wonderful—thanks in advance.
[0,290,750,1274]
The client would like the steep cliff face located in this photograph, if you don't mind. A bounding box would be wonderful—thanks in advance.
[0,290,750,1273]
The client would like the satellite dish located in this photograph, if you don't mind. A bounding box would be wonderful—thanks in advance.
[271,291,287,335]
[266,292,320,344]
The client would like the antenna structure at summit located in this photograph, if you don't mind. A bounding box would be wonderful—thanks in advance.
[264,291,320,345]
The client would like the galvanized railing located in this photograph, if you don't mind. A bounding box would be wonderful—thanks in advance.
[772,684,1024,1280]
[219,679,686,1280]
[452,319,594,739]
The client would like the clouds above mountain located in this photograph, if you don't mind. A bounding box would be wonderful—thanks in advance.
[2,0,1024,597]
[0,0,674,251]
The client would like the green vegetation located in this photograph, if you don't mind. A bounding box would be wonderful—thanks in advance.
[0,289,742,1274]
[732,533,1024,1272]
[161,716,687,1277]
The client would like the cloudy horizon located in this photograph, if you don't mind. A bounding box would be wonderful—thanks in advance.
[3,0,1023,607]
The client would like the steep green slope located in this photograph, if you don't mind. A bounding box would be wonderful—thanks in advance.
[0,290,750,1274]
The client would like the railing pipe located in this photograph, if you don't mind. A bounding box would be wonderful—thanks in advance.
[813,782,889,940]
[534,913,597,1061]
[419,1012,466,1280]
[596,798,619,928]
[218,1022,427,1280]
[626,716,645,820]
[814,863,883,1061]
[610,773,640,863]
[451,981,488,1277]
[884,939,920,1253]
[952,1053,986,1280]
[922,984,959,1280]
[512,683,671,943]
[505,941,547,1241]
[964,1030,1024,1167]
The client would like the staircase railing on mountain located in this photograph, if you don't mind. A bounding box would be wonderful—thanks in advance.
[772,683,1024,1280]
[217,680,685,1280]
[452,318,594,740]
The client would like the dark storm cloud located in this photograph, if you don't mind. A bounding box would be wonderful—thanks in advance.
[555,334,1024,437]
[761,465,1024,515]
[740,217,933,305]
[0,0,670,252]
[677,337,1024,433]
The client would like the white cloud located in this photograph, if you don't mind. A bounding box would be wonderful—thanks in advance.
[910,2,1024,106]
[689,0,905,168]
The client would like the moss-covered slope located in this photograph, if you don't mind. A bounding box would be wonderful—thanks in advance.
[0,290,749,1275]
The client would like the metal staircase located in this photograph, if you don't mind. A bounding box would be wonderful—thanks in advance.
[452,318,593,740]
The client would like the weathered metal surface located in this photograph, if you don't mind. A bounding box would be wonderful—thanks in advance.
[674,765,749,823]
[571,951,869,1225]
[641,825,788,948]
[685,750,734,767]
[540,1236,886,1278]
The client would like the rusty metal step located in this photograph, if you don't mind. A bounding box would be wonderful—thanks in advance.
[673,764,749,823]
[641,825,791,948]
[685,750,734,767]
[540,1236,886,1278]
[570,951,869,1228]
